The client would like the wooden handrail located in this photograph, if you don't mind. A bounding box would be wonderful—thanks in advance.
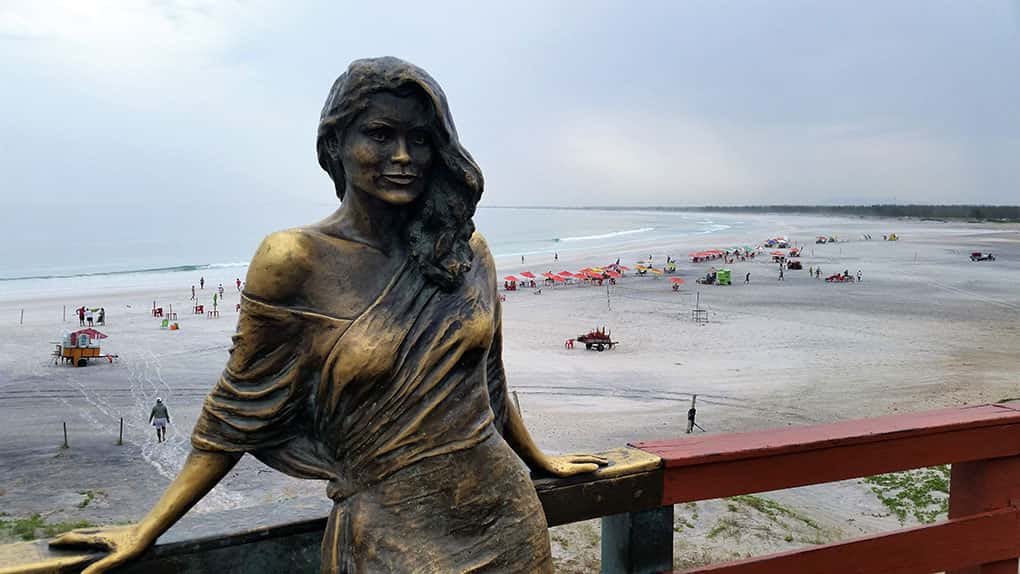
[633,402,1020,505]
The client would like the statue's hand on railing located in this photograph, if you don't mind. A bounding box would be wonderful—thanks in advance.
[537,453,609,477]
[49,525,152,574]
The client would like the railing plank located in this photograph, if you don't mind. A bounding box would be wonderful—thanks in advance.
[636,403,1020,469]
[633,404,1020,505]
[674,507,1020,574]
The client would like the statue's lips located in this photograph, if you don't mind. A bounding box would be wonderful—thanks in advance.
[381,174,417,186]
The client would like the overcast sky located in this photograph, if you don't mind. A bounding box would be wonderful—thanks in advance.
[2,0,1018,211]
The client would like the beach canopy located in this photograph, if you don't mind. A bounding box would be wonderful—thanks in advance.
[71,328,107,340]
[557,271,573,277]
[520,271,536,279]
[605,270,621,278]
[670,277,686,284]
[551,275,566,283]
[504,275,518,282]
[770,250,786,256]
[571,273,588,279]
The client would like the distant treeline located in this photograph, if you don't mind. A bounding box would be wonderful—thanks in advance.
[584,204,1020,221]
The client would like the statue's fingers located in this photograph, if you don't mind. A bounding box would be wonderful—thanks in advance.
[569,463,600,474]
[569,455,609,465]
[49,531,104,548]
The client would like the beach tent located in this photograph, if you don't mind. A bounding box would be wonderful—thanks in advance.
[70,328,108,340]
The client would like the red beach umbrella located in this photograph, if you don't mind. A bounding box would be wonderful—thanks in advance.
[504,275,518,282]
[520,271,536,279]
[71,328,108,340]
[669,277,685,284]
[557,271,573,277]
[606,271,621,278]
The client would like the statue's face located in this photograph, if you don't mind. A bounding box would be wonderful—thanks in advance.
[341,91,435,206]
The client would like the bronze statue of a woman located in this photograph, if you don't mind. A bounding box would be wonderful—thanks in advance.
[52,57,606,573]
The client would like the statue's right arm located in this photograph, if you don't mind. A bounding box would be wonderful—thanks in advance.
[49,230,313,573]
[50,449,241,574]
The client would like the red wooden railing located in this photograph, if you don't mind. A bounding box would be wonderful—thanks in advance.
[626,402,1020,574]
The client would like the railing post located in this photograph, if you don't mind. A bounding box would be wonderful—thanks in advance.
[947,456,1020,574]
[601,505,673,574]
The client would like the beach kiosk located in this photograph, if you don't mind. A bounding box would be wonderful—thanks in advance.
[54,328,113,367]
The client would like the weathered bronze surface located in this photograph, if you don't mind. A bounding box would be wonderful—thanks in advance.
[50,57,607,573]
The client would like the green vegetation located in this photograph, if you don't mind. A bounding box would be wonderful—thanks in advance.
[77,490,99,509]
[707,516,743,540]
[729,494,820,530]
[864,465,950,524]
[0,514,94,541]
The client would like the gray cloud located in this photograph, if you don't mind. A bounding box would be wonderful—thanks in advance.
[1,0,1017,217]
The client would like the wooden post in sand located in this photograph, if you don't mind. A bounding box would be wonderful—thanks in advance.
[62,422,68,449]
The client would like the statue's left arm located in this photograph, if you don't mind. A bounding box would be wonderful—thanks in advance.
[478,236,606,477]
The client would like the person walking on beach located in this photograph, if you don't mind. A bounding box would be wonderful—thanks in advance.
[521,255,525,264]
[236,278,242,291]
[77,306,86,327]
[86,308,94,327]
[745,272,750,284]
[212,291,218,311]
[816,267,821,279]
[554,252,558,262]
[149,398,170,443]
[191,285,196,300]
[857,270,862,282]
[200,277,205,289]
[218,284,225,298]
[778,267,784,281]
[98,308,105,326]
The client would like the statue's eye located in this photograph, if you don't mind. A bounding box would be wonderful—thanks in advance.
[411,132,428,146]
[366,127,390,143]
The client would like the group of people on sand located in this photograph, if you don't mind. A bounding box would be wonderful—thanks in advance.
[191,277,245,304]
[76,306,105,327]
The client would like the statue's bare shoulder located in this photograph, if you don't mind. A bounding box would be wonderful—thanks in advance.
[470,231,497,285]
[245,228,317,304]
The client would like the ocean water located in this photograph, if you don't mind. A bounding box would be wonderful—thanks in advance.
[1,205,740,301]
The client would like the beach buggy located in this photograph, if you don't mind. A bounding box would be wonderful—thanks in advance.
[575,327,617,352]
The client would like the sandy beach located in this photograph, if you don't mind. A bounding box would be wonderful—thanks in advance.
[2,213,1019,569]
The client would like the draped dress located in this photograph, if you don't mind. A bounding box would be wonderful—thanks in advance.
[190,231,552,573]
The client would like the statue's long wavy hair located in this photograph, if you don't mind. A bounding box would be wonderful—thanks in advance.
[316,57,483,291]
